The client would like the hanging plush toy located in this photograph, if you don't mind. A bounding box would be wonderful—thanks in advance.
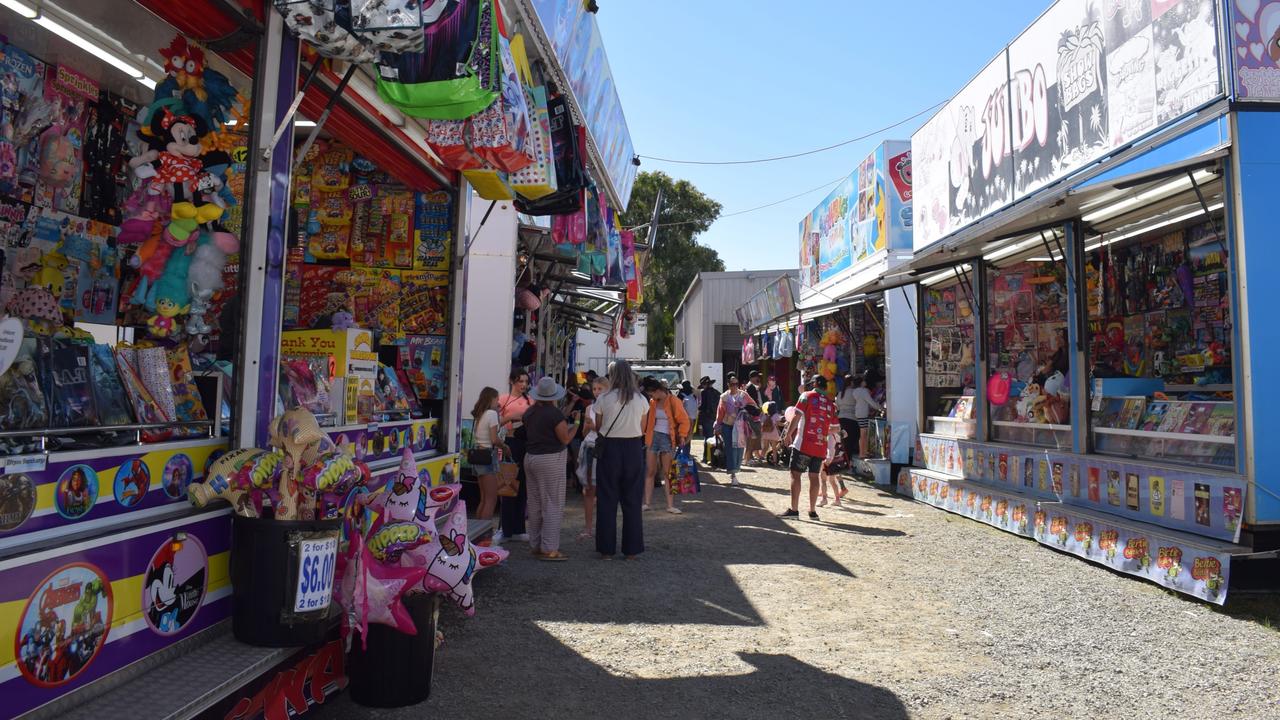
[184,230,239,339]
[146,246,194,336]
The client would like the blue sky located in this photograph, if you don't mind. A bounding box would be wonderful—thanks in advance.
[596,0,1049,272]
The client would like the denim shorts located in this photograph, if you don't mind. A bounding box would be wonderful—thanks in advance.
[472,451,500,476]
[648,431,674,455]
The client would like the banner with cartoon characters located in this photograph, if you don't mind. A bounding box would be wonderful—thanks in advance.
[914,433,1247,543]
[799,141,913,299]
[899,468,1232,603]
[913,0,1224,251]
[1232,0,1280,98]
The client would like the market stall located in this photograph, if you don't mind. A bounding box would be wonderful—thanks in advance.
[896,0,1266,604]
[0,1,260,716]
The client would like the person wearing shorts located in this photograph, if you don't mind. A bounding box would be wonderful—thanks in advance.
[641,378,690,514]
[780,376,837,521]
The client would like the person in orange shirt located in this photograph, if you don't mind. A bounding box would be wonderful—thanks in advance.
[641,379,691,514]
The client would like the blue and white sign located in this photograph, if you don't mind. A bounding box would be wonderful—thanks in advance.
[293,535,338,613]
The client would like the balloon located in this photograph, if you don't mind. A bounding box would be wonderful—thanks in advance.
[403,507,506,616]
[338,531,427,648]
[823,345,837,362]
[304,451,365,494]
[367,520,433,562]
[987,372,1011,405]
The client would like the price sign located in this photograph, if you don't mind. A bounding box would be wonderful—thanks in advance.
[293,535,338,613]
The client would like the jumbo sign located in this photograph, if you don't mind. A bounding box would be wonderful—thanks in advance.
[913,0,1223,251]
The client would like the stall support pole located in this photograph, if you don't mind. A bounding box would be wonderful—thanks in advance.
[446,180,472,454]
[972,261,989,443]
[235,14,299,448]
[1229,110,1280,526]
[1063,221,1087,455]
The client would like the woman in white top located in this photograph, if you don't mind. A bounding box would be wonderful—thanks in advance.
[575,376,609,541]
[591,360,650,559]
[470,387,510,520]
[836,375,861,465]
[848,373,883,458]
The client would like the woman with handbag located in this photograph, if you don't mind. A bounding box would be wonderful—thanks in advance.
[469,387,510,520]
[496,369,533,544]
[641,378,691,514]
[522,377,578,561]
[593,360,650,559]
[716,374,756,486]
[575,375,610,541]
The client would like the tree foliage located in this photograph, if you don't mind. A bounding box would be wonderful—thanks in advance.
[618,171,724,358]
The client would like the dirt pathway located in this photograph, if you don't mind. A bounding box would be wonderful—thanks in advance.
[313,460,1280,720]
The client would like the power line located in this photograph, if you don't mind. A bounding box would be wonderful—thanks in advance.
[638,101,944,166]
[626,174,845,233]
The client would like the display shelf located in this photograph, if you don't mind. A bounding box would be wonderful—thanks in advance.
[992,420,1071,431]
[1093,427,1235,444]
[1164,384,1233,393]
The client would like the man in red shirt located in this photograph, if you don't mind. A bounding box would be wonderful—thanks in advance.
[781,376,836,520]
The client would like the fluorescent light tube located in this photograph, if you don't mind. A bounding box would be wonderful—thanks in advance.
[919,264,971,287]
[983,235,1042,262]
[35,14,144,78]
[1,0,37,18]
[1084,202,1224,252]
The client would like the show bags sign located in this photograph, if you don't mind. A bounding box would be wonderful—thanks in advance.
[912,0,1223,251]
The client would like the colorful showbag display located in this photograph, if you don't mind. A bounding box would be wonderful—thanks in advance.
[277,0,378,63]
[514,113,586,216]
[461,163,514,200]
[349,0,426,53]
[621,229,639,303]
[509,35,557,199]
[374,0,499,120]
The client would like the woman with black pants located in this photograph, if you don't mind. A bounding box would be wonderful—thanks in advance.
[836,374,860,462]
[496,369,533,544]
[592,360,650,559]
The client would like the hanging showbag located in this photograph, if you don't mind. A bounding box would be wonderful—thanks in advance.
[742,337,756,365]
[551,197,586,249]
[513,102,587,216]
[776,328,795,358]
[375,0,500,120]
[277,0,378,63]
[350,0,425,53]
[462,162,515,200]
[509,35,557,199]
[426,34,533,174]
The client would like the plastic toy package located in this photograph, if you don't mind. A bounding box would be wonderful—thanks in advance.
[0,336,48,452]
[279,355,334,418]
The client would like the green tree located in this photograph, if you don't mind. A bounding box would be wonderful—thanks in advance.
[619,171,724,358]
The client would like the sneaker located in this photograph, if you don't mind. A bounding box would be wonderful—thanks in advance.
[808,510,820,520]
[730,474,740,487]
[641,504,651,512]
[667,506,683,515]
[817,498,828,507]
[778,508,800,518]
[513,533,530,542]
[492,530,505,544]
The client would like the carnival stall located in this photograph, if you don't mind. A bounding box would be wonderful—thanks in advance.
[896,0,1270,605]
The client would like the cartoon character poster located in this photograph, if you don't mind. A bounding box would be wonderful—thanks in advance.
[113,458,150,508]
[162,454,193,500]
[55,464,98,520]
[0,472,36,531]
[1233,1,1280,99]
[15,563,112,686]
[142,535,208,635]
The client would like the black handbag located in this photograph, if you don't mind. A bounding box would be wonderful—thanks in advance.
[467,448,494,466]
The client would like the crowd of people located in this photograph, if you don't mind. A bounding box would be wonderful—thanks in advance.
[467,361,886,561]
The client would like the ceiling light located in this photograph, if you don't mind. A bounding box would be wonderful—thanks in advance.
[919,264,971,287]
[983,235,1042,262]
[35,14,143,78]
[1,0,37,19]
[570,270,590,280]
[295,120,317,127]
[1084,202,1224,252]
[1081,169,1218,223]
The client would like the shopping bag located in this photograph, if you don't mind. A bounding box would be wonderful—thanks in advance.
[669,451,699,495]
[463,164,514,200]
[277,0,378,63]
[350,0,426,53]
[375,0,499,120]
[496,461,520,497]
[509,35,557,199]
[513,103,587,216]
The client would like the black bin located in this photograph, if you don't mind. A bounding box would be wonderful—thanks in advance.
[346,593,438,707]
[230,514,341,647]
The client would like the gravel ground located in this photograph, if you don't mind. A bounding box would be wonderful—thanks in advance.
[313,454,1280,720]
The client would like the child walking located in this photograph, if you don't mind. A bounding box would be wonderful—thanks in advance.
[818,423,846,507]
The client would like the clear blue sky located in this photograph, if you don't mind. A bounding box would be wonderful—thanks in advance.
[596,0,1049,272]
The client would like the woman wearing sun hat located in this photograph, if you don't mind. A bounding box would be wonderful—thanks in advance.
[521,377,578,561]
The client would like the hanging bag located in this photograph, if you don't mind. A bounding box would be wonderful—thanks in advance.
[513,101,587,215]
[509,34,557,199]
[375,0,500,121]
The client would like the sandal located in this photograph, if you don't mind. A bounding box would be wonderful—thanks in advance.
[576,530,594,541]
[539,551,569,561]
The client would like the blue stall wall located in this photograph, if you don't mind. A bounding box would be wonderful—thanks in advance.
[1234,110,1280,524]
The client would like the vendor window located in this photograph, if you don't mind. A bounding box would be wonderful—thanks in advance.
[1084,211,1235,469]
[983,239,1072,449]
[920,276,976,439]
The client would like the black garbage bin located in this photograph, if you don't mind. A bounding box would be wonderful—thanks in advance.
[346,593,438,708]
[230,514,341,647]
